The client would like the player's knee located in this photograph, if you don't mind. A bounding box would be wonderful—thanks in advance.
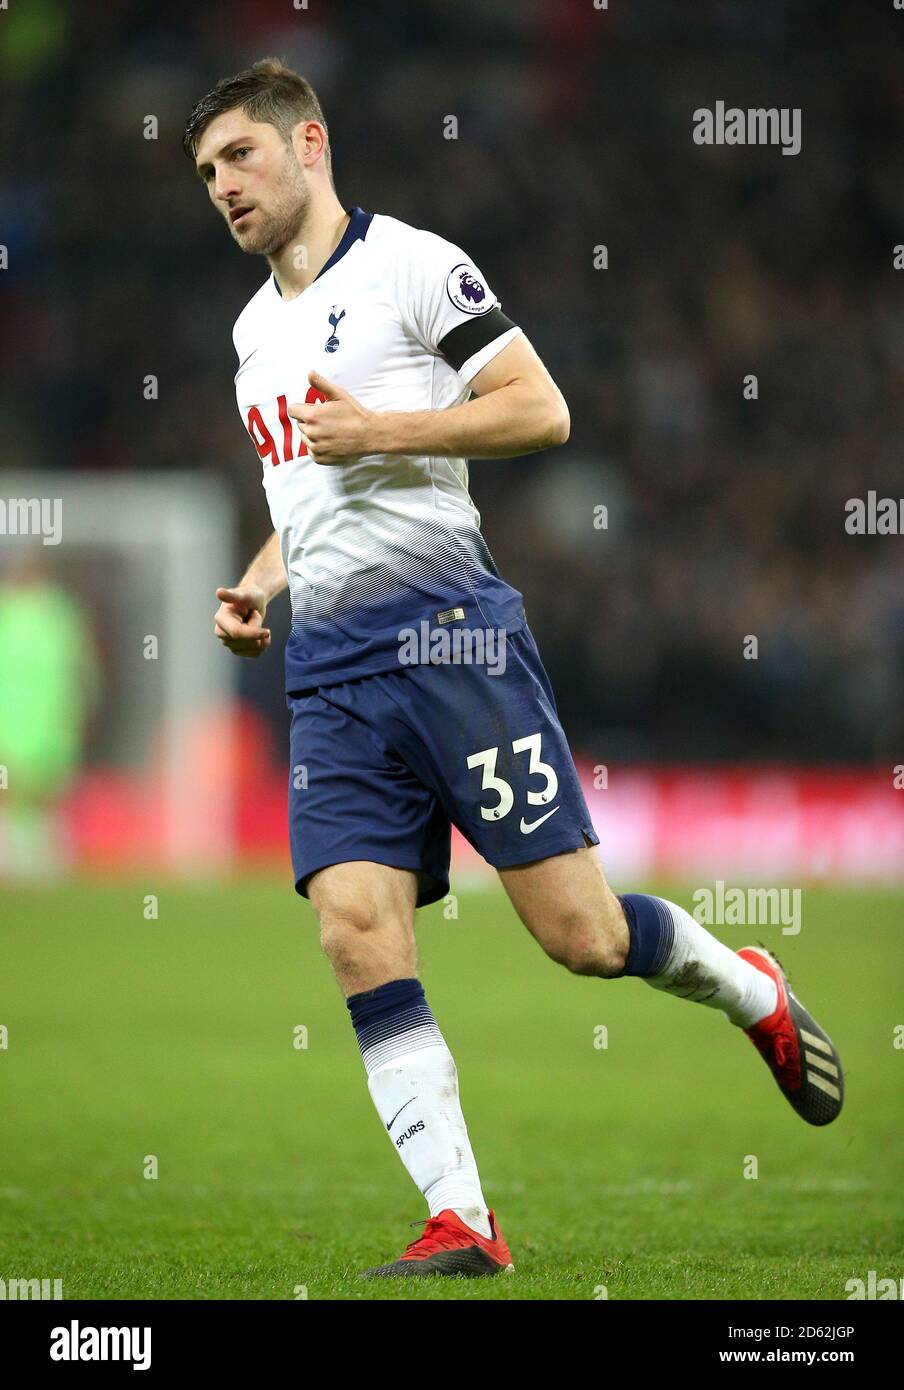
[317,901,381,967]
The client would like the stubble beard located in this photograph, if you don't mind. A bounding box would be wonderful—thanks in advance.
[234,150,311,260]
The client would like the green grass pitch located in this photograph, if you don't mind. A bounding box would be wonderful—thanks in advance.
[0,879,901,1300]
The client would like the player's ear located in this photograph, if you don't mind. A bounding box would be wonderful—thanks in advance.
[294,119,326,170]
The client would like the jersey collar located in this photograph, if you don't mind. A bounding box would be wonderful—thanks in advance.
[272,206,373,299]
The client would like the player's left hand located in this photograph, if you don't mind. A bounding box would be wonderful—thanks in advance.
[288,371,377,465]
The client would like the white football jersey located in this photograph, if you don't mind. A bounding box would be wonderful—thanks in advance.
[232,207,526,690]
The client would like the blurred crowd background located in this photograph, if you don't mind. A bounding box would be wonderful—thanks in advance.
[2,0,902,782]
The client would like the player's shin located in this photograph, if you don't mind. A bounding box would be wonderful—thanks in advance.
[347,977,492,1237]
[617,894,778,1027]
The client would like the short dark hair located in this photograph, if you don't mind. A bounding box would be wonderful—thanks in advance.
[182,56,332,182]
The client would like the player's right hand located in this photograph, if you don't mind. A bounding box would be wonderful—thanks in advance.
[213,585,272,658]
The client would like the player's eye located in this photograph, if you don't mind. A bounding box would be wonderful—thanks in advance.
[234,147,250,160]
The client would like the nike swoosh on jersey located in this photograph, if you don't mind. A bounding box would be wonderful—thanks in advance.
[519,806,561,834]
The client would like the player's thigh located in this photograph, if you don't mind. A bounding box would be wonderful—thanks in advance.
[288,685,452,911]
[307,860,419,995]
[498,845,628,976]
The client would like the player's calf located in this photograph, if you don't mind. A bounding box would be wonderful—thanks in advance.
[502,851,777,1021]
[535,899,628,977]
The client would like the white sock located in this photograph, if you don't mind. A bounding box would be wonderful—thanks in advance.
[352,983,491,1238]
[626,895,778,1027]
[367,1049,491,1237]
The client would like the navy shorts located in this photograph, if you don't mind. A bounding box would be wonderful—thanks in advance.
[286,625,598,907]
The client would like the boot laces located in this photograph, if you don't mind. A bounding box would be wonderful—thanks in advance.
[402,1215,468,1257]
[400,1217,486,1262]
[750,1010,799,1088]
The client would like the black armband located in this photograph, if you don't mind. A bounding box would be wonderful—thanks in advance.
[437,307,518,374]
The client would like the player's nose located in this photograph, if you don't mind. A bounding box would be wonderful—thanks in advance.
[213,169,242,206]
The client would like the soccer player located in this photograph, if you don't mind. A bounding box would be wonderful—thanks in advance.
[184,58,844,1279]
[0,549,99,881]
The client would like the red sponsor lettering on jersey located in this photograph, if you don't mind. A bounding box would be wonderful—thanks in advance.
[246,386,327,466]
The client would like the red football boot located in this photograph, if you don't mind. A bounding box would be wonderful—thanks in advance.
[739,946,843,1126]
[360,1209,514,1278]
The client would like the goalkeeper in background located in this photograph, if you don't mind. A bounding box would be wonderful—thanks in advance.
[0,550,99,880]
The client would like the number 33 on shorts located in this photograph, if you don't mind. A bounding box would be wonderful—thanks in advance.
[466,732,561,834]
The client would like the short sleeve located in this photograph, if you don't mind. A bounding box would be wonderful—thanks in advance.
[401,229,522,384]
